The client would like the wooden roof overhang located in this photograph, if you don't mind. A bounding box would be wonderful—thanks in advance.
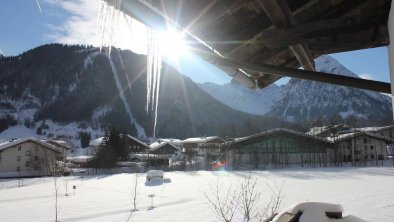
[108,0,392,93]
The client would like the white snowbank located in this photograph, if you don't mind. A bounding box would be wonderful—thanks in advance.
[274,202,344,222]
[0,167,393,221]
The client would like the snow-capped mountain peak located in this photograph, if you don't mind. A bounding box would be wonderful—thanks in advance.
[199,55,392,126]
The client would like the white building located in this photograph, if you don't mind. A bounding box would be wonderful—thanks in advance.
[182,136,225,156]
[0,138,66,178]
[330,132,391,166]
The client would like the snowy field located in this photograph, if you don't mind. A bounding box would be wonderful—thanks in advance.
[1,167,394,222]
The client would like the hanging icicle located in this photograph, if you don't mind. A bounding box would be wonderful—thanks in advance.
[146,29,162,139]
[98,0,163,139]
[97,0,122,56]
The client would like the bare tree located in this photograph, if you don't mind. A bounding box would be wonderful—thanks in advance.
[53,176,60,222]
[202,175,285,222]
[201,177,239,222]
[127,172,140,222]
[260,181,285,222]
[131,173,139,211]
[239,174,260,221]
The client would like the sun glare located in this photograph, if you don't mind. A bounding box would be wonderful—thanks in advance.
[157,29,187,59]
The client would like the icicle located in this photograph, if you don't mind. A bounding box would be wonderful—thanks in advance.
[97,0,122,56]
[97,0,163,139]
[146,29,162,138]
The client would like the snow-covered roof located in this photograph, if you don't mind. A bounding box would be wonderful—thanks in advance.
[0,137,61,153]
[182,136,224,143]
[327,131,394,143]
[89,137,105,147]
[125,134,149,147]
[147,170,164,177]
[129,153,172,161]
[229,128,331,145]
[307,124,348,136]
[67,155,95,163]
[356,125,394,132]
[157,138,183,144]
[45,139,71,150]
[149,141,179,152]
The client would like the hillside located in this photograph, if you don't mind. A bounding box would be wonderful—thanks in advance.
[0,44,291,144]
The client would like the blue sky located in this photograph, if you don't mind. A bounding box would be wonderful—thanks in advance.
[0,0,390,85]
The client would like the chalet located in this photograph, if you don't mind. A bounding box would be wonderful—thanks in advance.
[147,141,179,167]
[225,129,333,169]
[156,138,183,151]
[88,137,105,156]
[124,134,149,153]
[182,136,225,156]
[330,132,392,166]
[0,138,65,178]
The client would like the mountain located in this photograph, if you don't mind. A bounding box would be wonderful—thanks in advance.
[199,79,282,115]
[198,55,392,126]
[267,55,392,125]
[0,44,292,146]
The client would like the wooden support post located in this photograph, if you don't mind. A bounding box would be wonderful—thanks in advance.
[259,0,315,71]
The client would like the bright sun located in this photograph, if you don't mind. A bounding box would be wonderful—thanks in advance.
[157,29,187,59]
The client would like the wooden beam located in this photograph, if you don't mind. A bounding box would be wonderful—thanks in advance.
[216,57,391,93]
[259,0,315,71]
[191,0,248,34]
[216,0,367,55]
[311,32,389,55]
[258,15,386,48]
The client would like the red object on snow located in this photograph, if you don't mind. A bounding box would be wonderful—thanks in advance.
[212,160,227,170]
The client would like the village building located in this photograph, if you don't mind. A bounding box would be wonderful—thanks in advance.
[0,138,66,178]
[330,132,392,166]
[87,137,105,156]
[130,140,180,168]
[307,124,352,138]
[124,134,150,153]
[182,136,225,156]
[156,138,184,151]
[356,125,394,140]
[45,139,71,161]
[225,129,334,169]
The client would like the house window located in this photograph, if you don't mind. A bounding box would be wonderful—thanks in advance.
[371,154,374,159]
[34,166,38,171]
[370,146,374,150]
[364,138,367,143]
[17,146,21,151]
[26,151,30,156]
[25,161,29,167]
[35,156,39,161]
[17,156,21,161]
[16,167,20,171]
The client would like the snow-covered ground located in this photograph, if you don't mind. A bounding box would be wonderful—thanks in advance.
[1,167,394,222]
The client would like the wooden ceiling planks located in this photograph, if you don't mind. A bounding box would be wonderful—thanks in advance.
[128,0,391,92]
